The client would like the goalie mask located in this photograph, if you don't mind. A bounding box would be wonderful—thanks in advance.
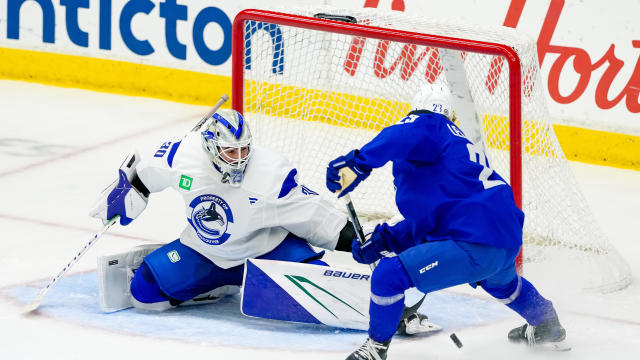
[201,109,252,187]
[410,84,454,121]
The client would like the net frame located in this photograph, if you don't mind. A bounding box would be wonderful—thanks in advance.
[230,9,631,292]
[232,8,524,270]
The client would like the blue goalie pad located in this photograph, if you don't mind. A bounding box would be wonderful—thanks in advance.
[242,259,322,325]
[241,259,372,330]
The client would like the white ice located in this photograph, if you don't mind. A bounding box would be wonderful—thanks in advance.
[0,80,639,359]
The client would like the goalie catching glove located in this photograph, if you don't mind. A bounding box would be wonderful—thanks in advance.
[89,152,149,226]
[326,149,372,198]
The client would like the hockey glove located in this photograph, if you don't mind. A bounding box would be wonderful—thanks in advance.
[351,224,393,265]
[89,152,149,226]
[326,150,371,198]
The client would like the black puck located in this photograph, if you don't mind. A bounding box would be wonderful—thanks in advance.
[450,333,463,348]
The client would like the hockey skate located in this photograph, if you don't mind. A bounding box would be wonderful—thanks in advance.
[508,317,571,351]
[397,310,441,335]
[346,337,391,360]
[169,285,239,307]
[396,296,442,335]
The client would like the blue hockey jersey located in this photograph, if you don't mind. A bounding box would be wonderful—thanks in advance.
[354,110,524,252]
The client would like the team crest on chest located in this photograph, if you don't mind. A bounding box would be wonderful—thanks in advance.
[187,194,234,245]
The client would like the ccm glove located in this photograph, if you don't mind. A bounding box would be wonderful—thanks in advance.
[89,152,149,226]
[326,150,372,198]
[351,224,393,264]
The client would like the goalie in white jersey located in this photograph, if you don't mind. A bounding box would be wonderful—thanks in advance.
[90,109,355,310]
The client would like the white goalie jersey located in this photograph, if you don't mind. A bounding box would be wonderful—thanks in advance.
[136,131,347,268]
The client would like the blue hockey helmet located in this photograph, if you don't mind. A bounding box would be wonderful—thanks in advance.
[201,109,252,186]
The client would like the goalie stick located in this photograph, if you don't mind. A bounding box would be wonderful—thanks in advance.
[24,95,230,314]
[190,94,230,132]
[24,215,120,313]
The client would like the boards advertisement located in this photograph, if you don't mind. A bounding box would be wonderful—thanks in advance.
[1,0,638,167]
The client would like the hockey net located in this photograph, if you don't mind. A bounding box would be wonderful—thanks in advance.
[232,8,631,292]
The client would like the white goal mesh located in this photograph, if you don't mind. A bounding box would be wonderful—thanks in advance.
[233,8,631,292]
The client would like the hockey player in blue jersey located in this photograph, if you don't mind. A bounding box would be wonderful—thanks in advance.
[326,84,570,360]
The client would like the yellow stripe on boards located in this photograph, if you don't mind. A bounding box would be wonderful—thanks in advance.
[554,125,640,170]
[244,80,402,132]
[479,115,565,159]
[1,47,638,171]
[0,47,231,106]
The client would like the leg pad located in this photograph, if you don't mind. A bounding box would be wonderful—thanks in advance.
[97,244,162,312]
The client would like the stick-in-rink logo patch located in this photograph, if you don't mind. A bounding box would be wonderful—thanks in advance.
[167,250,181,263]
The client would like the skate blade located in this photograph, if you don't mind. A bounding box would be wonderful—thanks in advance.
[535,339,572,352]
[181,295,222,306]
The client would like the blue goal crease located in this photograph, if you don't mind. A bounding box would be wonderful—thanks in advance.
[3,272,512,351]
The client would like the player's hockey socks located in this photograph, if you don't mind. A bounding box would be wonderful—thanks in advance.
[346,337,390,360]
[508,316,571,351]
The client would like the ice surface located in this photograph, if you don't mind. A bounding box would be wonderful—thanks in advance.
[1,80,639,359]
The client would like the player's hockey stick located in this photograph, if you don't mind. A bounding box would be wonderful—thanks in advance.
[343,194,430,326]
[190,94,230,132]
[24,215,120,314]
[343,194,367,245]
[342,194,376,271]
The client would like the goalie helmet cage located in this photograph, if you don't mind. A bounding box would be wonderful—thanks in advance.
[231,8,631,293]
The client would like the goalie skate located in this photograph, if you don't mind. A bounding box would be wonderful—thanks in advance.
[169,285,240,307]
[397,311,442,335]
[396,296,442,335]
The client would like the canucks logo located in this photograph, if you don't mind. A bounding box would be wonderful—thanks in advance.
[187,195,234,245]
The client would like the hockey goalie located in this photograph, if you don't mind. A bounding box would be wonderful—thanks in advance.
[89,105,439,336]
